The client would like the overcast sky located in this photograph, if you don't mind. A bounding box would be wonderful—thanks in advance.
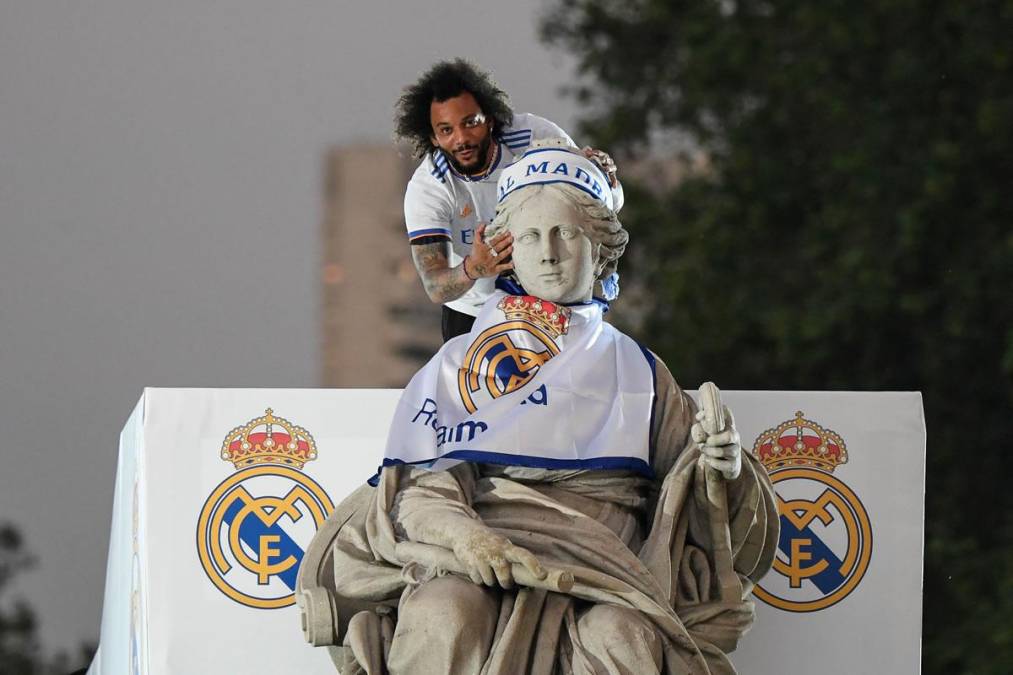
[0,1,581,656]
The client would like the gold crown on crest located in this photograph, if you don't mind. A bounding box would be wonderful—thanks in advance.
[753,411,848,473]
[220,408,317,470]
[498,295,571,338]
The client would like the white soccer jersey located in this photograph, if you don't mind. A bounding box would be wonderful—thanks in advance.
[403,113,622,317]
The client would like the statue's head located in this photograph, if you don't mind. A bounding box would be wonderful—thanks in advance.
[489,141,628,304]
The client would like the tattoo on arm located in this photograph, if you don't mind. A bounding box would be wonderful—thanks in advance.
[410,241,474,304]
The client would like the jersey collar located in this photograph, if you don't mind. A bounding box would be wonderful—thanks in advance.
[444,141,502,182]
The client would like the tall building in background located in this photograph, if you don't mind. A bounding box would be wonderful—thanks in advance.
[321,145,442,387]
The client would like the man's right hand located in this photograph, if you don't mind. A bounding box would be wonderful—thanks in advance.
[465,223,513,279]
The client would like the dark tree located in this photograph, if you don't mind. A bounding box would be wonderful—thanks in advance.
[0,523,93,675]
[0,523,44,675]
[541,1,1012,672]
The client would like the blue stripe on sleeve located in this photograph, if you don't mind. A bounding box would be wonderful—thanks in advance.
[408,227,452,240]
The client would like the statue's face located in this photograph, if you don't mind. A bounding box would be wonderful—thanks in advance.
[507,189,596,303]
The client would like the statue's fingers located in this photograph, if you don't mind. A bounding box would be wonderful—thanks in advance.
[700,444,737,460]
[699,444,722,458]
[705,456,740,479]
[477,561,497,587]
[467,567,484,586]
[691,423,708,444]
[704,429,737,447]
[705,452,737,472]
[506,545,546,579]
[490,557,514,588]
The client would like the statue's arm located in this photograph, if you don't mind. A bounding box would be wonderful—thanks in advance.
[647,354,697,478]
[389,462,482,543]
[387,463,545,588]
[647,355,779,583]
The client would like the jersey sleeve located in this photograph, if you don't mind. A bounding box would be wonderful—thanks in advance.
[525,113,577,148]
[404,168,453,245]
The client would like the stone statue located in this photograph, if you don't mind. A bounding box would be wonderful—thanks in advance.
[297,142,779,674]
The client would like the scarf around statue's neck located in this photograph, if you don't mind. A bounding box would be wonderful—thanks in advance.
[369,290,657,485]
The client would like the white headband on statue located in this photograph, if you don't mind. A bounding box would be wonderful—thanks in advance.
[496,147,614,211]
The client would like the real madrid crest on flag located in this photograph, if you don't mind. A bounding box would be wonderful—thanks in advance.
[753,411,873,612]
[196,409,334,609]
[457,295,570,413]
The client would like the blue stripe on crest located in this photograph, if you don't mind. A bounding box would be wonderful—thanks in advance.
[221,494,303,591]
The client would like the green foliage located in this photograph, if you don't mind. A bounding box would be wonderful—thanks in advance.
[542,1,1013,671]
[1,524,93,675]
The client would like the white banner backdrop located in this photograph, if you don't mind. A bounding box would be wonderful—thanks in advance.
[89,388,924,675]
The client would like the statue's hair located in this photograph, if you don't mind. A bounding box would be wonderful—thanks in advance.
[394,59,514,159]
[488,182,628,282]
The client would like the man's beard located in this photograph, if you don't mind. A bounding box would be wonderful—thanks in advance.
[446,134,494,175]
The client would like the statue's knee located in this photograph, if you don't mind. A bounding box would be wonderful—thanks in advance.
[388,576,499,673]
[397,576,497,635]
[579,605,630,632]
[577,604,662,669]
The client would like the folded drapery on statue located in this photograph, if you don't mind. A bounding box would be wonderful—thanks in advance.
[306,350,778,674]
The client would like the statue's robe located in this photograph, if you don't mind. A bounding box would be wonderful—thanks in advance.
[302,357,778,674]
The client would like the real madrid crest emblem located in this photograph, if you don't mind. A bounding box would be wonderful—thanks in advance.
[458,295,570,413]
[753,411,873,612]
[196,408,334,609]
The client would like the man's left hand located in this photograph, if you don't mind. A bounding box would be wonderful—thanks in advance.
[581,146,618,188]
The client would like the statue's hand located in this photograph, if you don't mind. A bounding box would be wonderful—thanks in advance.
[452,526,546,589]
[692,406,742,480]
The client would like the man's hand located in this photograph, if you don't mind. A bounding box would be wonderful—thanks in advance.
[580,146,618,188]
[691,406,742,480]
[410,223,511,304]
[452,526,546,588]
[465,223,513,279]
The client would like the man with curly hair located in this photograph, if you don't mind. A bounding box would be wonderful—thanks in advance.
[395,58,624,340]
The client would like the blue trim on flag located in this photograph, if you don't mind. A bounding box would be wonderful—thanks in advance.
[368,451,654,485]
[636,342,658,464]
[492,277,610,312]
[367,456,439,486]
[495,276,526,295]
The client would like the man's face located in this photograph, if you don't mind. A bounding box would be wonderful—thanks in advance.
[508,190,596,304]
[430,92,495,175]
